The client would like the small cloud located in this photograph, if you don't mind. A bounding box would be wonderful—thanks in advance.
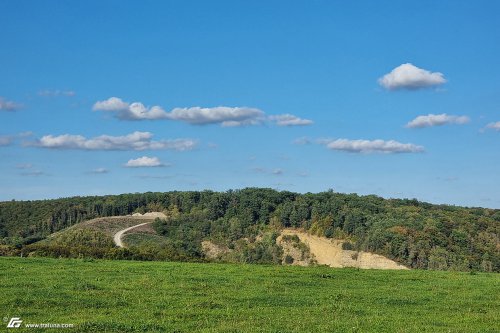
[0,136,13,146]
[252,167,284,175]
[406,114,470,128]
[28,131,197,151]
[269,114,313,126]
[378,63,446,90]
[93,97,169,120]
[293,136,312,145]
[207,142,218,149]
[484,121,500,131]
[89,168,109,174]
[272,168,284,175]
[16,163,33,169]
[124,156,168,168]
[20,170,48,177]
[252,167,266,174]
[38,89,76,97]
[319,138,424,154]
[0,97,22,111]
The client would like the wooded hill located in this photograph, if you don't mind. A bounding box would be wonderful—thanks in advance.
[0,188,498,272]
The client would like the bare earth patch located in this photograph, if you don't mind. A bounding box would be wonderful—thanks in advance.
[130,212,167,218]
[201,240,232,260]
[276,234,315,266]
[280,229,408,270]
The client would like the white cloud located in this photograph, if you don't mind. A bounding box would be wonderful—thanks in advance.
[90,168,109,174]
[93,97,312,127]
[124,156,166,168]
[93,97,169,120]
[29,131,196,151]
[38,89,75,97]
[485,121,500,131]
[0,97,22,111]
[269,114,313,126]
[406,114,470,128]
[0,136,13,146]
[169,106,265,126]
[320,138,424,154]
[378,63,446,90]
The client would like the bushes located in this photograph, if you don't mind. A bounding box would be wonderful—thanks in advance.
[342,242,354,251]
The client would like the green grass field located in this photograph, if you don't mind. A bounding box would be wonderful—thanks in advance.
[0,257,498,332]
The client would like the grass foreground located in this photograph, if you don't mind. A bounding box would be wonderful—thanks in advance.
[0,257,498,333]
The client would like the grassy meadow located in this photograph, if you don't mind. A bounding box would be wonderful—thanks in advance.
[0,257,498,332]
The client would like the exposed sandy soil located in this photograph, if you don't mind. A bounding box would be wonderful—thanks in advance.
[276,234,315,266]
[130,212,167,218]
[201,240,232,260]
[280,229,408,270]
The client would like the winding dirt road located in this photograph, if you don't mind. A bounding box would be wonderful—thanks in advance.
[113,222,151,248]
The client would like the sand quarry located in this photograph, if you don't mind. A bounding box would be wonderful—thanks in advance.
[278,229,408,270]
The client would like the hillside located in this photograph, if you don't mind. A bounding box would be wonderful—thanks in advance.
[1,188,499,272]
[1,257,498,332]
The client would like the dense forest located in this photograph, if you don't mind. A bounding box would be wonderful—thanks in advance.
[0,188,498,272]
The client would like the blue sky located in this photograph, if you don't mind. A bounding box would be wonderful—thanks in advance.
[1,1,499,208]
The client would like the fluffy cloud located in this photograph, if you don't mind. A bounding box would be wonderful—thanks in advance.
[269,114,313,126]
[485,121,500,131]
[0,136,13,146]
[93,97,169,120]
[38,89,75,97]
[406,114,470,128]
[378,63,446,90]
[93,97,313,127]
[124,156,166,168]
[320,138,424,154]
[29,131,196,151]
[0,97,22,111]
[167,106,265,126]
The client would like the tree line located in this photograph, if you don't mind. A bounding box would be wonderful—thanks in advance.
[0,188,498,271]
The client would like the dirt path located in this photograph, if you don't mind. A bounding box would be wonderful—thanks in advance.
[281,229,408,270]
[113,222,152,248]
